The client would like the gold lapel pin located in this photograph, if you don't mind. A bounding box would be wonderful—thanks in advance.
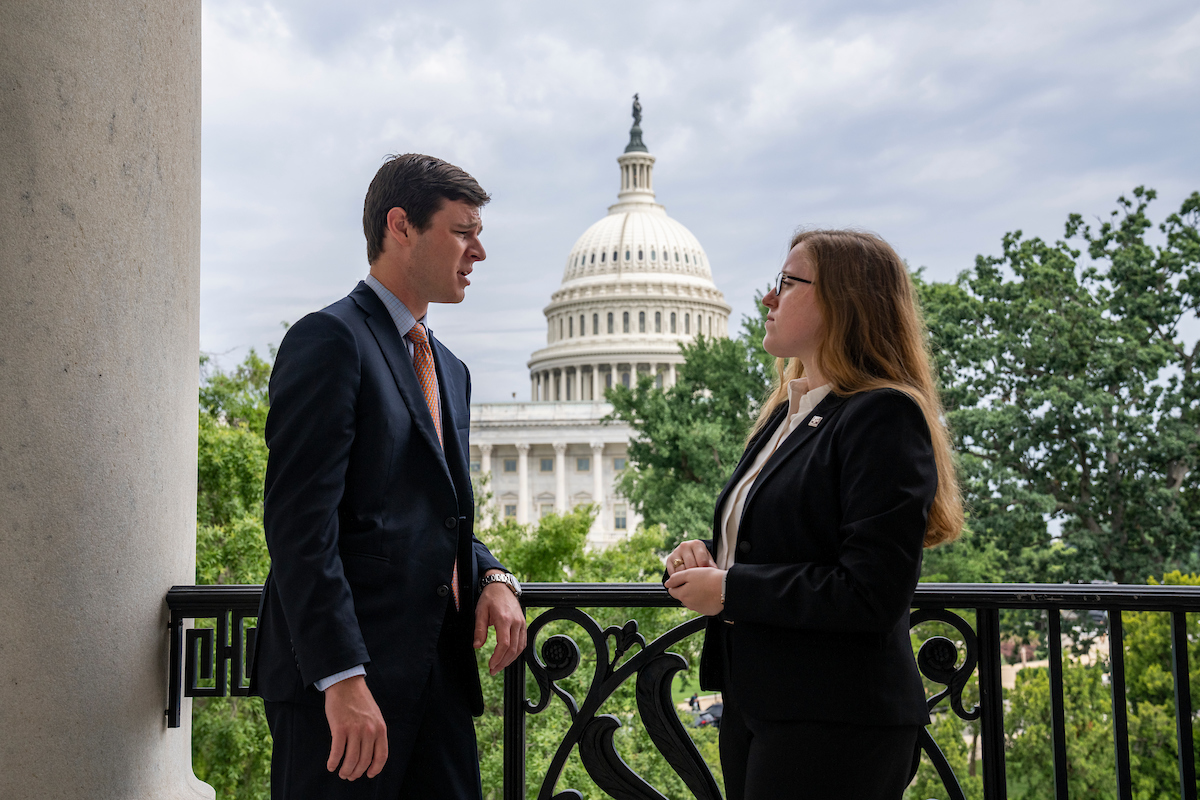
[808,416,823,427]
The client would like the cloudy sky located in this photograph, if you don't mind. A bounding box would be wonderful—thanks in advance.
[200,0,1200,402]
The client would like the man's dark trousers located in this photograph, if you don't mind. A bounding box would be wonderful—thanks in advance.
[264,606,483,800]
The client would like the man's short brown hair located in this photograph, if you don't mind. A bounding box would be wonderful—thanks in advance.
[362,154,490,264]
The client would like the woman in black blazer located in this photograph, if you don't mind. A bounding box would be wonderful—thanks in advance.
[664,229,963,800]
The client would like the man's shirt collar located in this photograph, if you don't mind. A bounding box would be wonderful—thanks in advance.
[365,273,428,337]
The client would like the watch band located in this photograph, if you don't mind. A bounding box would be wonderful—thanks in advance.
[481,571,521,597]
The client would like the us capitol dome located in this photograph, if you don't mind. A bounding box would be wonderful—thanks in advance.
[470,97,731,545]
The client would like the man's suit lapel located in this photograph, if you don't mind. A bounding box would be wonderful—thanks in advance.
[430,334,470,489]
[741,392,847,516]
[350,283,453,485]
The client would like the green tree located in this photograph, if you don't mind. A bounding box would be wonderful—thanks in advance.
[1004,662,1118,799]
[192,351,274,799]
[917,189,1200,584]
[606,299,773,548]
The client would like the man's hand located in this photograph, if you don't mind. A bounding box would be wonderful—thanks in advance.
[474,570,527,676]
[665,567,727,616]
[664,539,717,577]
[324,675,388,781]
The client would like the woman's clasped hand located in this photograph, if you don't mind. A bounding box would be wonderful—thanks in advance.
[663,539,725,616]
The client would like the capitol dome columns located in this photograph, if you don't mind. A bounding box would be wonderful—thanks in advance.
[0,1,211,797]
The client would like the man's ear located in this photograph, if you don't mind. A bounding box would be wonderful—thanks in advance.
[384,207,412,249]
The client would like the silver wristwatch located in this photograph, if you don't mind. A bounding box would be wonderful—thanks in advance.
[480,571,522,598]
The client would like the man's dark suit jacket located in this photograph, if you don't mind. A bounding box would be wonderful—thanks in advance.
[699,388,935,727]
[251,281,504,718]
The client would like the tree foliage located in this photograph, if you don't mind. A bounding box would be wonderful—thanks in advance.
[606,298,773,547]
[919,189,1200,583]
[192,351,274,799]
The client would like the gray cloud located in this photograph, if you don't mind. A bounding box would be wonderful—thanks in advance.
[199,0,1200,400]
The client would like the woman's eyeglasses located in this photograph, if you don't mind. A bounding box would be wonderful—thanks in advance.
[773,271,813,295]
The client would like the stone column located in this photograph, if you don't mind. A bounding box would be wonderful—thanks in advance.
[591,442,606,539]
[479,443,493,477]
[478,443,493,522]
[516,443,530,524]
[554,442,568,512]
[668,362,677,387]
[530,375,537,402]
[0,2,211,798]
[592,364,600,400]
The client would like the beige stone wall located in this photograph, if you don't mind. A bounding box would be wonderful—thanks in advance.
[0,1,210,796]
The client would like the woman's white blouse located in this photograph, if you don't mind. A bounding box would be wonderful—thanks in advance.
[715,379,832,570]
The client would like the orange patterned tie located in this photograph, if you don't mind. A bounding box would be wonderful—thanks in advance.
[406,322,459,610]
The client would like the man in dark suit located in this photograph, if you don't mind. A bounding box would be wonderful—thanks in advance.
[252,154,526,799]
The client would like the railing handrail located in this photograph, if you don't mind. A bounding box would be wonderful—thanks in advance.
[166,581,1200,612]
[164,580,1200,799]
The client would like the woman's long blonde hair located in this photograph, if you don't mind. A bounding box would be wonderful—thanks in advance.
[751,229,963,547]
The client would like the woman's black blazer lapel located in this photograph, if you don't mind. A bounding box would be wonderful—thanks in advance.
[711,393,850,539]
[741,392,848,516]
[710,403,788,543]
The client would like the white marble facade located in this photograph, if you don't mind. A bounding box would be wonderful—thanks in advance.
[469,109,730,547]
[469,402,640,547]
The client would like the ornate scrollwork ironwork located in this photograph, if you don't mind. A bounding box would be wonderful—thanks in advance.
[911,608,980,721]
[523,609,717,800]
[521,606,986,800]
[909,608,982,800]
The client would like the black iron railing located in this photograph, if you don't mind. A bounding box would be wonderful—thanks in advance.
[166,583,1200,799]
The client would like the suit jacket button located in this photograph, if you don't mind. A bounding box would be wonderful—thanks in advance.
[437,585,450,597]
[738,540,752,553]
[445,517,457,529]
